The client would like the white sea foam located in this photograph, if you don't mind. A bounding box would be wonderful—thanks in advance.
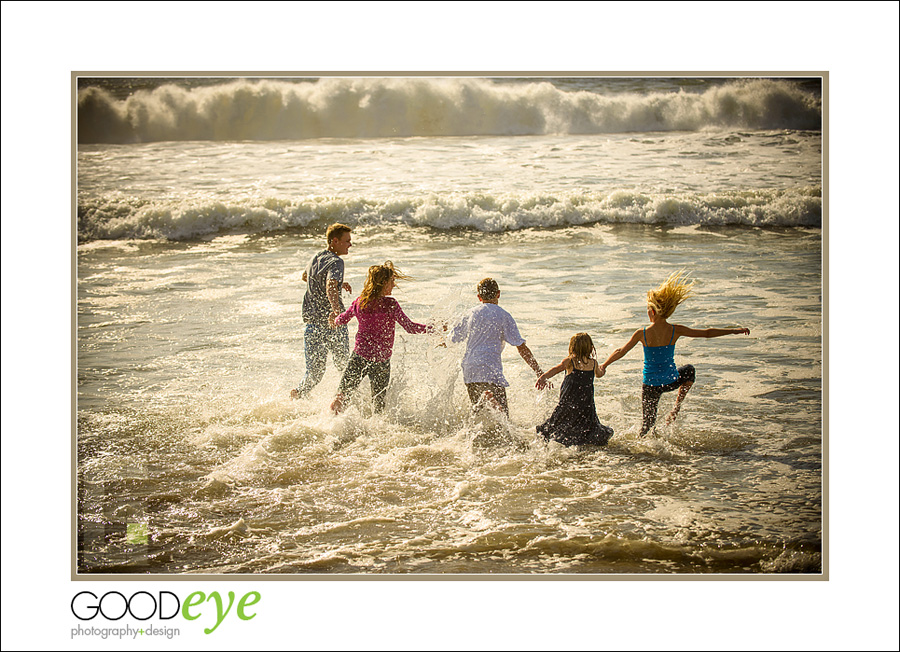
[77,187,822,241]
[77,77,821,144]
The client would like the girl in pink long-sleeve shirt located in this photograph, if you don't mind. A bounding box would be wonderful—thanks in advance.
[330,262,431,414]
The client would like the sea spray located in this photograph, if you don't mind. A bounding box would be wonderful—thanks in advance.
[78,77,821,144]
[77,187,822,241]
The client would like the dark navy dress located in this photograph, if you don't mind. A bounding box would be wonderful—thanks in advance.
[537,362,613,446]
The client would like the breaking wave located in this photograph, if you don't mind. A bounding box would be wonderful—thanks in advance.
[77,77,822,144]
[77,187,822,241]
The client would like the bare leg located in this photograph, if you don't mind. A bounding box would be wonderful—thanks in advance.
[330,392,347,415]
[480,390,505,414]
[666,381,693,426]
[466,383,509,417]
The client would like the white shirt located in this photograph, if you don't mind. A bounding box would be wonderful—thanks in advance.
[450,303,525,386]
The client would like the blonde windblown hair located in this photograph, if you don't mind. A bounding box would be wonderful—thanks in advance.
[647,270,695,319]
[359,261,412,310]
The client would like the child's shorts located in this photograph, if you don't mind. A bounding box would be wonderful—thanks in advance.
[465,382,509,415]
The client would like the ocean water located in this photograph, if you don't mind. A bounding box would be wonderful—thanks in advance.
[75,76,822,575]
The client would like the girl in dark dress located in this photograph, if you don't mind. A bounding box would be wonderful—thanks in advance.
[535,332,613,446]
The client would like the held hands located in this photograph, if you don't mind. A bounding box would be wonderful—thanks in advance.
[535,375,553,391]
[431,320,450,333]
[427,320,450,347]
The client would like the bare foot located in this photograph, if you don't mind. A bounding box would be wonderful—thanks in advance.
[330,393,346,415]
[290,388,301,400]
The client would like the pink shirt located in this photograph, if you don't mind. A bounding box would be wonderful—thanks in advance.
[335,297,428,362]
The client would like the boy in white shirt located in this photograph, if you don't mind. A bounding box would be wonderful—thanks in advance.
[450,278,544,416]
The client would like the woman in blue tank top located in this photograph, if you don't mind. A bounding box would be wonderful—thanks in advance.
[599,271,750,436]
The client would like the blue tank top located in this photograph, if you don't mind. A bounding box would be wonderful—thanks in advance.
[642,326,678,386]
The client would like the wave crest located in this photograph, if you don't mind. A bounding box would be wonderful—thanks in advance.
[77,78,822,144]
[77,187,822,241]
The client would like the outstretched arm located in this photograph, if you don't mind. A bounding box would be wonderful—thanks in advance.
[334,302,355,327]
[517,343,544,379]
[675,325,750,339]
[394,303,429,335]
[600,329,642,372]
[536,357,571,390]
